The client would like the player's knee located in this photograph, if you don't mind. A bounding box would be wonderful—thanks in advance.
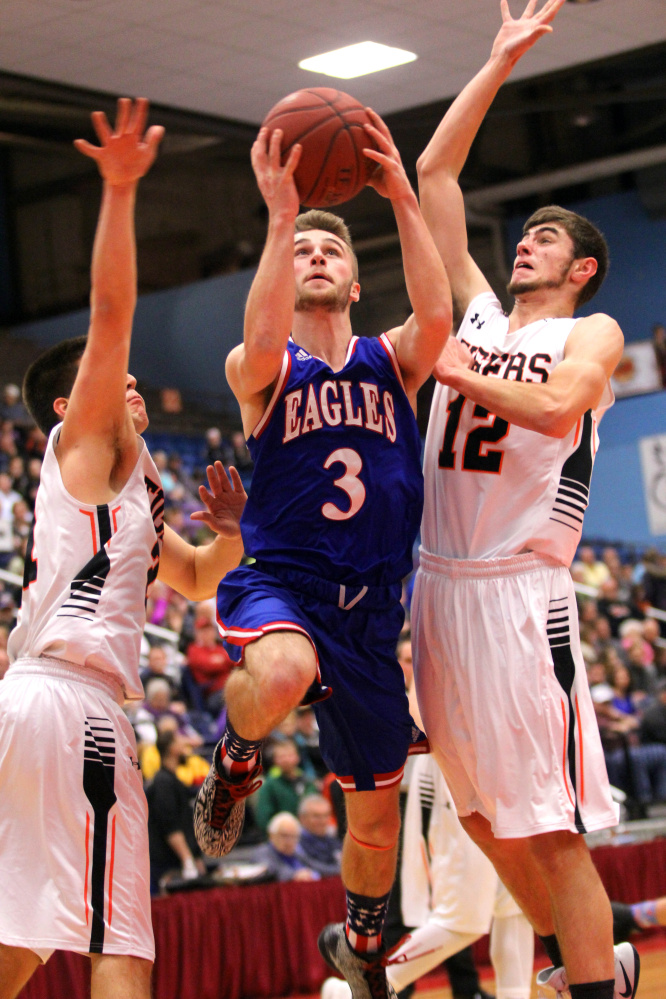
[256,645,316,708]
[348,805,400,849]
[529,829,588,881]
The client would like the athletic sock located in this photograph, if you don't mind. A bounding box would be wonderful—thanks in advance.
[345,889,391,956]
[631,899,659,927]
[215,717,262,780]
[569,980,614,999]
[538,933,564,968]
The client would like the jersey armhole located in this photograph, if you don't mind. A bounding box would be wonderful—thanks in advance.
[458,291,503,337]
[250,351,292,441]
[378,333,407,395]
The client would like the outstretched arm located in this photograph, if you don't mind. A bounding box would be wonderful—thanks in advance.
[362,111,452,404]
[434,313,623,437]
[158,462,246,600]
[417,0,566,313]
[57,98,163,496]
[226,129,301,434]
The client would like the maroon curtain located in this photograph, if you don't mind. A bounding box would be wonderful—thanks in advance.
[17,840,666,999]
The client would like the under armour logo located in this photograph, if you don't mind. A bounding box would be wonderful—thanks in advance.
[470,313,485,330]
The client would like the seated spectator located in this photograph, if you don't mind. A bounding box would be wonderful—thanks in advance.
[134,677,191,747]
[298,794,342,878]
[254,739,318,833]
[597,577,643,638]
[639,679,666,746]
[0,384,30,430]
[252,812,320,882]
[611,663,641,716]
[140,715,209,785]
[141,643,182,698]
[146,727,205,894]
[186,616,234,713]
[294,706,327,779]
[204,427,232,467]
[573,546,610,590]
[0,472,21,569]
[592,682,666,816]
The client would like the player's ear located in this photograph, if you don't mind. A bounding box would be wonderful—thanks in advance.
[349,281,361,303]
[53,397,68,419]
[571,256,597,287]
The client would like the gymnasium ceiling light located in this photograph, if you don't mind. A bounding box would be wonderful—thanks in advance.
[299,42,417,80]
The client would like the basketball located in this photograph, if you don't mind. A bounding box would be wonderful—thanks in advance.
[261,87,379,208]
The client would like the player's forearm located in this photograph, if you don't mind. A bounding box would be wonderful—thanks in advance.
[190,533,244,600]
[392,192,452,359]
[417,52,513,182]
[166,830,195,864]
[244,211,296,364]
[444,366,582,439]
[89,181,138,335]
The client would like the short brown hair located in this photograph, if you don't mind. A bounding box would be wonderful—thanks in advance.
[522,206,609,307]
[22,336,87,435]
[295,210,358,281]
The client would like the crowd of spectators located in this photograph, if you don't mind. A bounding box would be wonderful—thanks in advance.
[3,379,666,890]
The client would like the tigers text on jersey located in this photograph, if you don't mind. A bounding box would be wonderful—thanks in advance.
[241,335,423,586]
[422,292,613,565]
[8,424,164,700]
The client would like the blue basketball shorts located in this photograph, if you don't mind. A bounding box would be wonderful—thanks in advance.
[216,561,422,792]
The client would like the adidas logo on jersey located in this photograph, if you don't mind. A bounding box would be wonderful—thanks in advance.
[295,349,312,362]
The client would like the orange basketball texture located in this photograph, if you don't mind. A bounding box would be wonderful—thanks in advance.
[261,88,378,208]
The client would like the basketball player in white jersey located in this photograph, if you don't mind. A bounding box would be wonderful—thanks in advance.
[0,100,245,999]
[413,3,637,999]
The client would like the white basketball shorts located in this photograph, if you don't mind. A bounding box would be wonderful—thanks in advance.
[401,754,520,933]
[412,549,619,839]
[0,659,154,963]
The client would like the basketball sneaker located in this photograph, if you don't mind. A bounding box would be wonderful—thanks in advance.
[535,941,640,999]
[318,923,397,999]
[193,749,262,858]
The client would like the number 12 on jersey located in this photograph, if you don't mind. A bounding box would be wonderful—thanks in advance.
[439,393,510,474]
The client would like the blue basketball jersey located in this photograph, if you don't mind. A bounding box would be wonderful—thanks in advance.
[241,334,423,587]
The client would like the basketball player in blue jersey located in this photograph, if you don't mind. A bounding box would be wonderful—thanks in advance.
[413,3,636,999]
[193,113,452,998]
[0,100,245,999]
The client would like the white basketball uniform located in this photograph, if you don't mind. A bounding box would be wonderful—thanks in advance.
[0,423,164,962]
[414,292,619,837]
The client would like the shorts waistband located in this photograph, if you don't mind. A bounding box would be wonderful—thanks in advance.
[253,561,401,611]
[6,656,125,705]
[418,547,562,580]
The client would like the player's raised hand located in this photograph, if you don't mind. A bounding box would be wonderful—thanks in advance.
[191,462,247,538]
[251,126,301,218]
[491,0,566,67]
[362,109,413,202]
[433,337,474,385]
[74,97,164,186]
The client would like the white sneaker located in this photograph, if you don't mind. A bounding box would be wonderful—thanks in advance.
[535,941,640,999]
[321,977,353,999]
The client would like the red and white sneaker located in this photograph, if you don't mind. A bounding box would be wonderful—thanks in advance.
[193,748,262,858]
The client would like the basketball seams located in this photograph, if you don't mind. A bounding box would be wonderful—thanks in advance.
[261,87,375,207]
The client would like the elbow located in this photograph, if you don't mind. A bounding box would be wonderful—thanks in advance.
[536,401,578,439]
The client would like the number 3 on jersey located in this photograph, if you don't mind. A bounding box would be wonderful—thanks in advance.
[322,448,366,521]
[439,393,509,474]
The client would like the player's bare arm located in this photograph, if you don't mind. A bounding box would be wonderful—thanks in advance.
[56,97,163,502]
[363,110,452,404]
[158,462,246,600]
[226,128,302,436]
[435,313,623,437]
[417,0,565,313]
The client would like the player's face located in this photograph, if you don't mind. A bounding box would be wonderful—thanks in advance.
[293,230,360,313]
[126,373,149,433]
[508,224,576,298]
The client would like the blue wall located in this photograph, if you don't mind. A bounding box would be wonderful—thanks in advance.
[11,266,256,415]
